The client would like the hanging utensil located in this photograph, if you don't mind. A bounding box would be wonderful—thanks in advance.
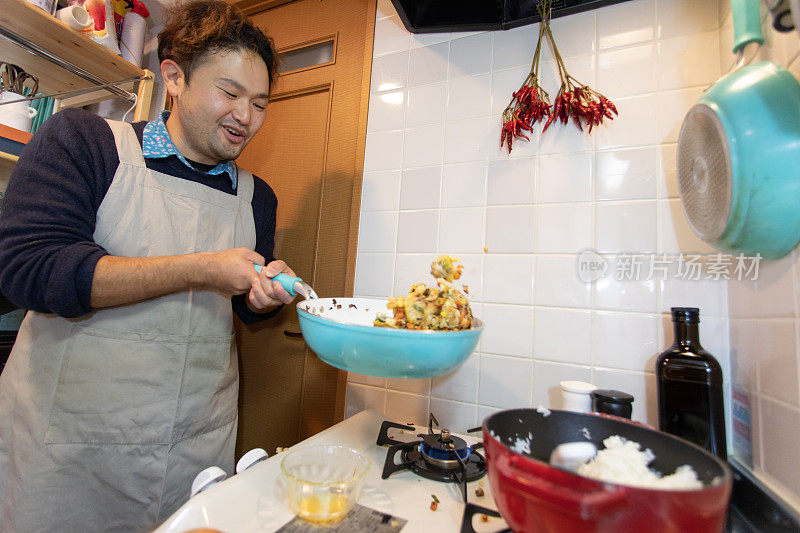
[15,72,38,97]
[676,0,800,259]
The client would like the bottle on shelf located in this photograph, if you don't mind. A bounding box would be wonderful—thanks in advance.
[657,307,726,460]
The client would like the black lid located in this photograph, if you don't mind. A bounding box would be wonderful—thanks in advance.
[591,389,633,405]
[671,307,700,323]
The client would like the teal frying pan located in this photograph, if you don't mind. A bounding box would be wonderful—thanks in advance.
[677,0,800,259]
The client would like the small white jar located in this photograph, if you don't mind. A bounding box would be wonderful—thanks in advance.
[559,380,597,413]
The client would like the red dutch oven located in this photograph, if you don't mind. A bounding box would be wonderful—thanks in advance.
[483,408,732,533]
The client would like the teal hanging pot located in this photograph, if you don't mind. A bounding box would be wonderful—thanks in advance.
[677,0,800,260]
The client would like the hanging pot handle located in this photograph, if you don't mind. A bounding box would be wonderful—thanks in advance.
[495,453,627,520]
[732,0,764,54]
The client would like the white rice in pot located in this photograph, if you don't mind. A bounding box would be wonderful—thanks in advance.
[576,436,703,490]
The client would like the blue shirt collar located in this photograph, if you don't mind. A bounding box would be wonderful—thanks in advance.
[142,111,238,189]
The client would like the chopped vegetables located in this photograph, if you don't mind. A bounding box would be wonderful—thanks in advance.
[431,255,463,282]
[430,494,439,511]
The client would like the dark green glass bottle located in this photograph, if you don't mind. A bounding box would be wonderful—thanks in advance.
[657,307,726,460]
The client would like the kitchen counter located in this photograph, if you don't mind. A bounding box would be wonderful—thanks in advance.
[156,410,506,532]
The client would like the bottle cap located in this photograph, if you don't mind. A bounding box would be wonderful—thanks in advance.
[559,380,597,394]
[190,466,226,498]
[590,389,634,405]
[236,447,268,474]
[671,307,700,323]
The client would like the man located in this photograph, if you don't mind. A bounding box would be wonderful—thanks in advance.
[0,1,293,530]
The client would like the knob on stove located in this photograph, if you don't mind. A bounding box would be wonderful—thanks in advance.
[440,429,451,443]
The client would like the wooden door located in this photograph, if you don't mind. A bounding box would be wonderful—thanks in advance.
[231,0,375,457]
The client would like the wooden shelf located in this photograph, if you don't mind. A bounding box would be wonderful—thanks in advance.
[0,0,146,99]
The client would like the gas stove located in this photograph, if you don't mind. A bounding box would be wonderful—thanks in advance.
[377,414,487,502]
[155,409,510,533]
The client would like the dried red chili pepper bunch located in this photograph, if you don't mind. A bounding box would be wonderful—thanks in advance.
[502,0,618,152]
[500,17,551,153]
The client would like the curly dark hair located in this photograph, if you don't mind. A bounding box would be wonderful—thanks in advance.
[158,0,278,92]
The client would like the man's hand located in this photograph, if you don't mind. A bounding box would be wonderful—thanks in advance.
[199,248,264,296]
[247,260,297,311]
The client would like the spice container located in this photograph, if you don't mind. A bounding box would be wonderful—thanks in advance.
[559,381,596,413]
[591,389,633,419]
[657,307,726,459]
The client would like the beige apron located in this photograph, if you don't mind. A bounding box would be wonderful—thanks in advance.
[0,119,256,532]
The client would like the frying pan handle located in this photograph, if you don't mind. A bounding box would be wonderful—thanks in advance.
[252,265,301,296]
[732,0,764,54]
[496,453,627,520]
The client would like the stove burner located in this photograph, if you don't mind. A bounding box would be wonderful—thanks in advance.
[377,413,486,503]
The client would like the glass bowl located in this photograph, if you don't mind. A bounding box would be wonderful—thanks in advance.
[280,445,370,523]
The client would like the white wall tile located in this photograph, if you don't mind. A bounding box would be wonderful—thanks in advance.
[487,158,535,205]
[447,74,492,120]
[595,94,658,150]
[441,162,487,208]
[483,254,534,305]
[406,82,447,127]
[385,391,430,426]
[397,210,438,253]
[403,123,444,168]
[756,320,798,407]
[594,261,658,313]
[354,253,395,298]
[373,16,411,57]
[729,319,758,389]
[534,307,591,365]
[410,32,450,49]
[479,354,532,408]
[367,89,406,133]
[387,377,431,395]
[456,253,484,302]
[596,0,655,50]
[592,368,657,425]
[375,0,396,20]
[753,259,796,318]
[537,153,592,203]
[485,206,535,254]
[535,255,592,308]
[536,203,593,254]
[658,199,715,255]
[348,373,386,388]
[432,352,479,403]
[364,130,403,171]
[345,383,386,419]
[361,170,400,212]
[596,201,657,253]
[657,0,719,39]
[597,44,657,99]
[444,116,493,163]
[409,43,449,87]
[532,361,592,410]
[429,398,478,433]
[439,207,485,253]
[393,253,435,296]
[449,33,493,79]
[760,398,800,498]
[371,51,409,93]
[493,24,539,71]
[658,32,720,90]
[592,311,659,372]
[547,11,596,58]
[480,303,534,358]
[358,211,398,254]
[400,166,441,210]
[596,147,657,201]
[656,87,703,144]
[657,144,679,199]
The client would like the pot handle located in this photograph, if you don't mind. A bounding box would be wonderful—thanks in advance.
[496,453,627,520]
[732,0,764,53]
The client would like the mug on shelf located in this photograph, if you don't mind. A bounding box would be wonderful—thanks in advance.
[0,91,38,133]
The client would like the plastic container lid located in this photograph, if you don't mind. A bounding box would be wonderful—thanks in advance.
[559,380,597,394]
[190,466,226,498]
[591,389,634,404]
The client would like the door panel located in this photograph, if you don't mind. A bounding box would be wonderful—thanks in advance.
[232,0,375,456]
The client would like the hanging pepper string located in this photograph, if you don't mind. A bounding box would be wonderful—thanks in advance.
[501,0,618,152]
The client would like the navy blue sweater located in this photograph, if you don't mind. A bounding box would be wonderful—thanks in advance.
[0,108,279,324]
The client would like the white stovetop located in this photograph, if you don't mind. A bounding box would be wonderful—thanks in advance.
[156,410,508,532]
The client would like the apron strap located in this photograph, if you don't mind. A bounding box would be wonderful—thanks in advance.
[105,119,147,168]
[235,165,255,204]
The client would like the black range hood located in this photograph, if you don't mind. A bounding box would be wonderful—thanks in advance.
[390,0,634,33]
